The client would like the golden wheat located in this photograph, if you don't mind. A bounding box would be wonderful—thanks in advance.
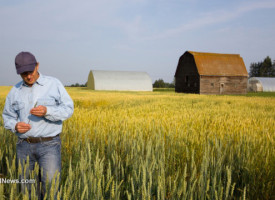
[0,86,274,199]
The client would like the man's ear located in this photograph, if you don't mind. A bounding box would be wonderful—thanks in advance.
[36,63,39,71]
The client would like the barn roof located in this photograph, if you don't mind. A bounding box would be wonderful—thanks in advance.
[187,51,248,77]
[87,70,153,91]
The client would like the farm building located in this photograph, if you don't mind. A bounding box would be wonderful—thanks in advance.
[247,77,275,92]
[174,51,248,95]
[87,70,153,91]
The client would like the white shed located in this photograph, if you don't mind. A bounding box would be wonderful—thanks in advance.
[247,77,275,92]
[87,70,153,91]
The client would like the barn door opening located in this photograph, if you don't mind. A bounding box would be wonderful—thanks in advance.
[220,83,224,94]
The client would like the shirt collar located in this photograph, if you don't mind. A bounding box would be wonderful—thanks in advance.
[19,72,45,89]
[36,72,45,86]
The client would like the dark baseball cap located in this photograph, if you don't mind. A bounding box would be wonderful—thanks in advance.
[15,52,38,74]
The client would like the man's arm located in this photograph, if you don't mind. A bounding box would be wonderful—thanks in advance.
[31,80,74,122]
[2,93,31,133]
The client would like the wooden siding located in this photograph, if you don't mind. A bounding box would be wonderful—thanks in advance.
[175,51,249,95]
[200,76,248,95]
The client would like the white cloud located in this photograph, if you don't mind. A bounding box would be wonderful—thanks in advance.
[128,0,275,41]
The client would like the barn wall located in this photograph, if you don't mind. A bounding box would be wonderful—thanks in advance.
[87,70,153,91]
[87,71,95,89]
[200,76,248,95]
[175,53,200,93]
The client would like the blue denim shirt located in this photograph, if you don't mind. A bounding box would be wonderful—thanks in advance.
[2,73,74,138]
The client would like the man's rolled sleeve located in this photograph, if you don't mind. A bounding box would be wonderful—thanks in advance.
[44,81,74,122]
[2,95,18,133]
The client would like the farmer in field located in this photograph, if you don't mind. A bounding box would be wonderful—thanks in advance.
[2,51,74,198]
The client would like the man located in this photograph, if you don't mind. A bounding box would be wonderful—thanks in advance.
[2,51,74,198]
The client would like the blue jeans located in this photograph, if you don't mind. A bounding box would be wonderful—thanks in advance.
[16,135,61,199]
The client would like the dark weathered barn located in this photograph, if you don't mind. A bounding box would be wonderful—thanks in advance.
[174,51,248,94]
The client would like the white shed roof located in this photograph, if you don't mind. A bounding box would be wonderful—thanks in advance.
[248,77,275,92]
[87,70,153,91]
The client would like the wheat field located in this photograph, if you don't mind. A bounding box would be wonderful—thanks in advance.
[0,86,274,199]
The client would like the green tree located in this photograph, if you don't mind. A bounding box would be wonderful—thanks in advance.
[153,79,175,88]
[67,82,87,87]
[249,56,275,77]
[153,79,166,88]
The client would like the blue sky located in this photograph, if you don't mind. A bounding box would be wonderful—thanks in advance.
[1,0,275,85]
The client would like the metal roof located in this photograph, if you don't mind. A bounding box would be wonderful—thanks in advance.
[248,77,275,92]
[87,70,153,91]
[188,51,248,77]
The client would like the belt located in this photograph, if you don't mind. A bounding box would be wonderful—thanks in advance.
[23,134,60,144]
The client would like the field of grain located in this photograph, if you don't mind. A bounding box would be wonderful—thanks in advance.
[0,86,274,199]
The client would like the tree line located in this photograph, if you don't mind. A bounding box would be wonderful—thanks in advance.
[67,82,87,87]
[152,79,175,88]
[249,56,275,77]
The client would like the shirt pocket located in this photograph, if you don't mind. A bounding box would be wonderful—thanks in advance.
[37,98,57,106]
[11,101,25,111]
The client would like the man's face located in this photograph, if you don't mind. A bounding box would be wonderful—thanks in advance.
[20,64,40,87]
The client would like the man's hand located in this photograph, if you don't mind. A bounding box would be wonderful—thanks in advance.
[15,122,31,134]
[30,105,47,117]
